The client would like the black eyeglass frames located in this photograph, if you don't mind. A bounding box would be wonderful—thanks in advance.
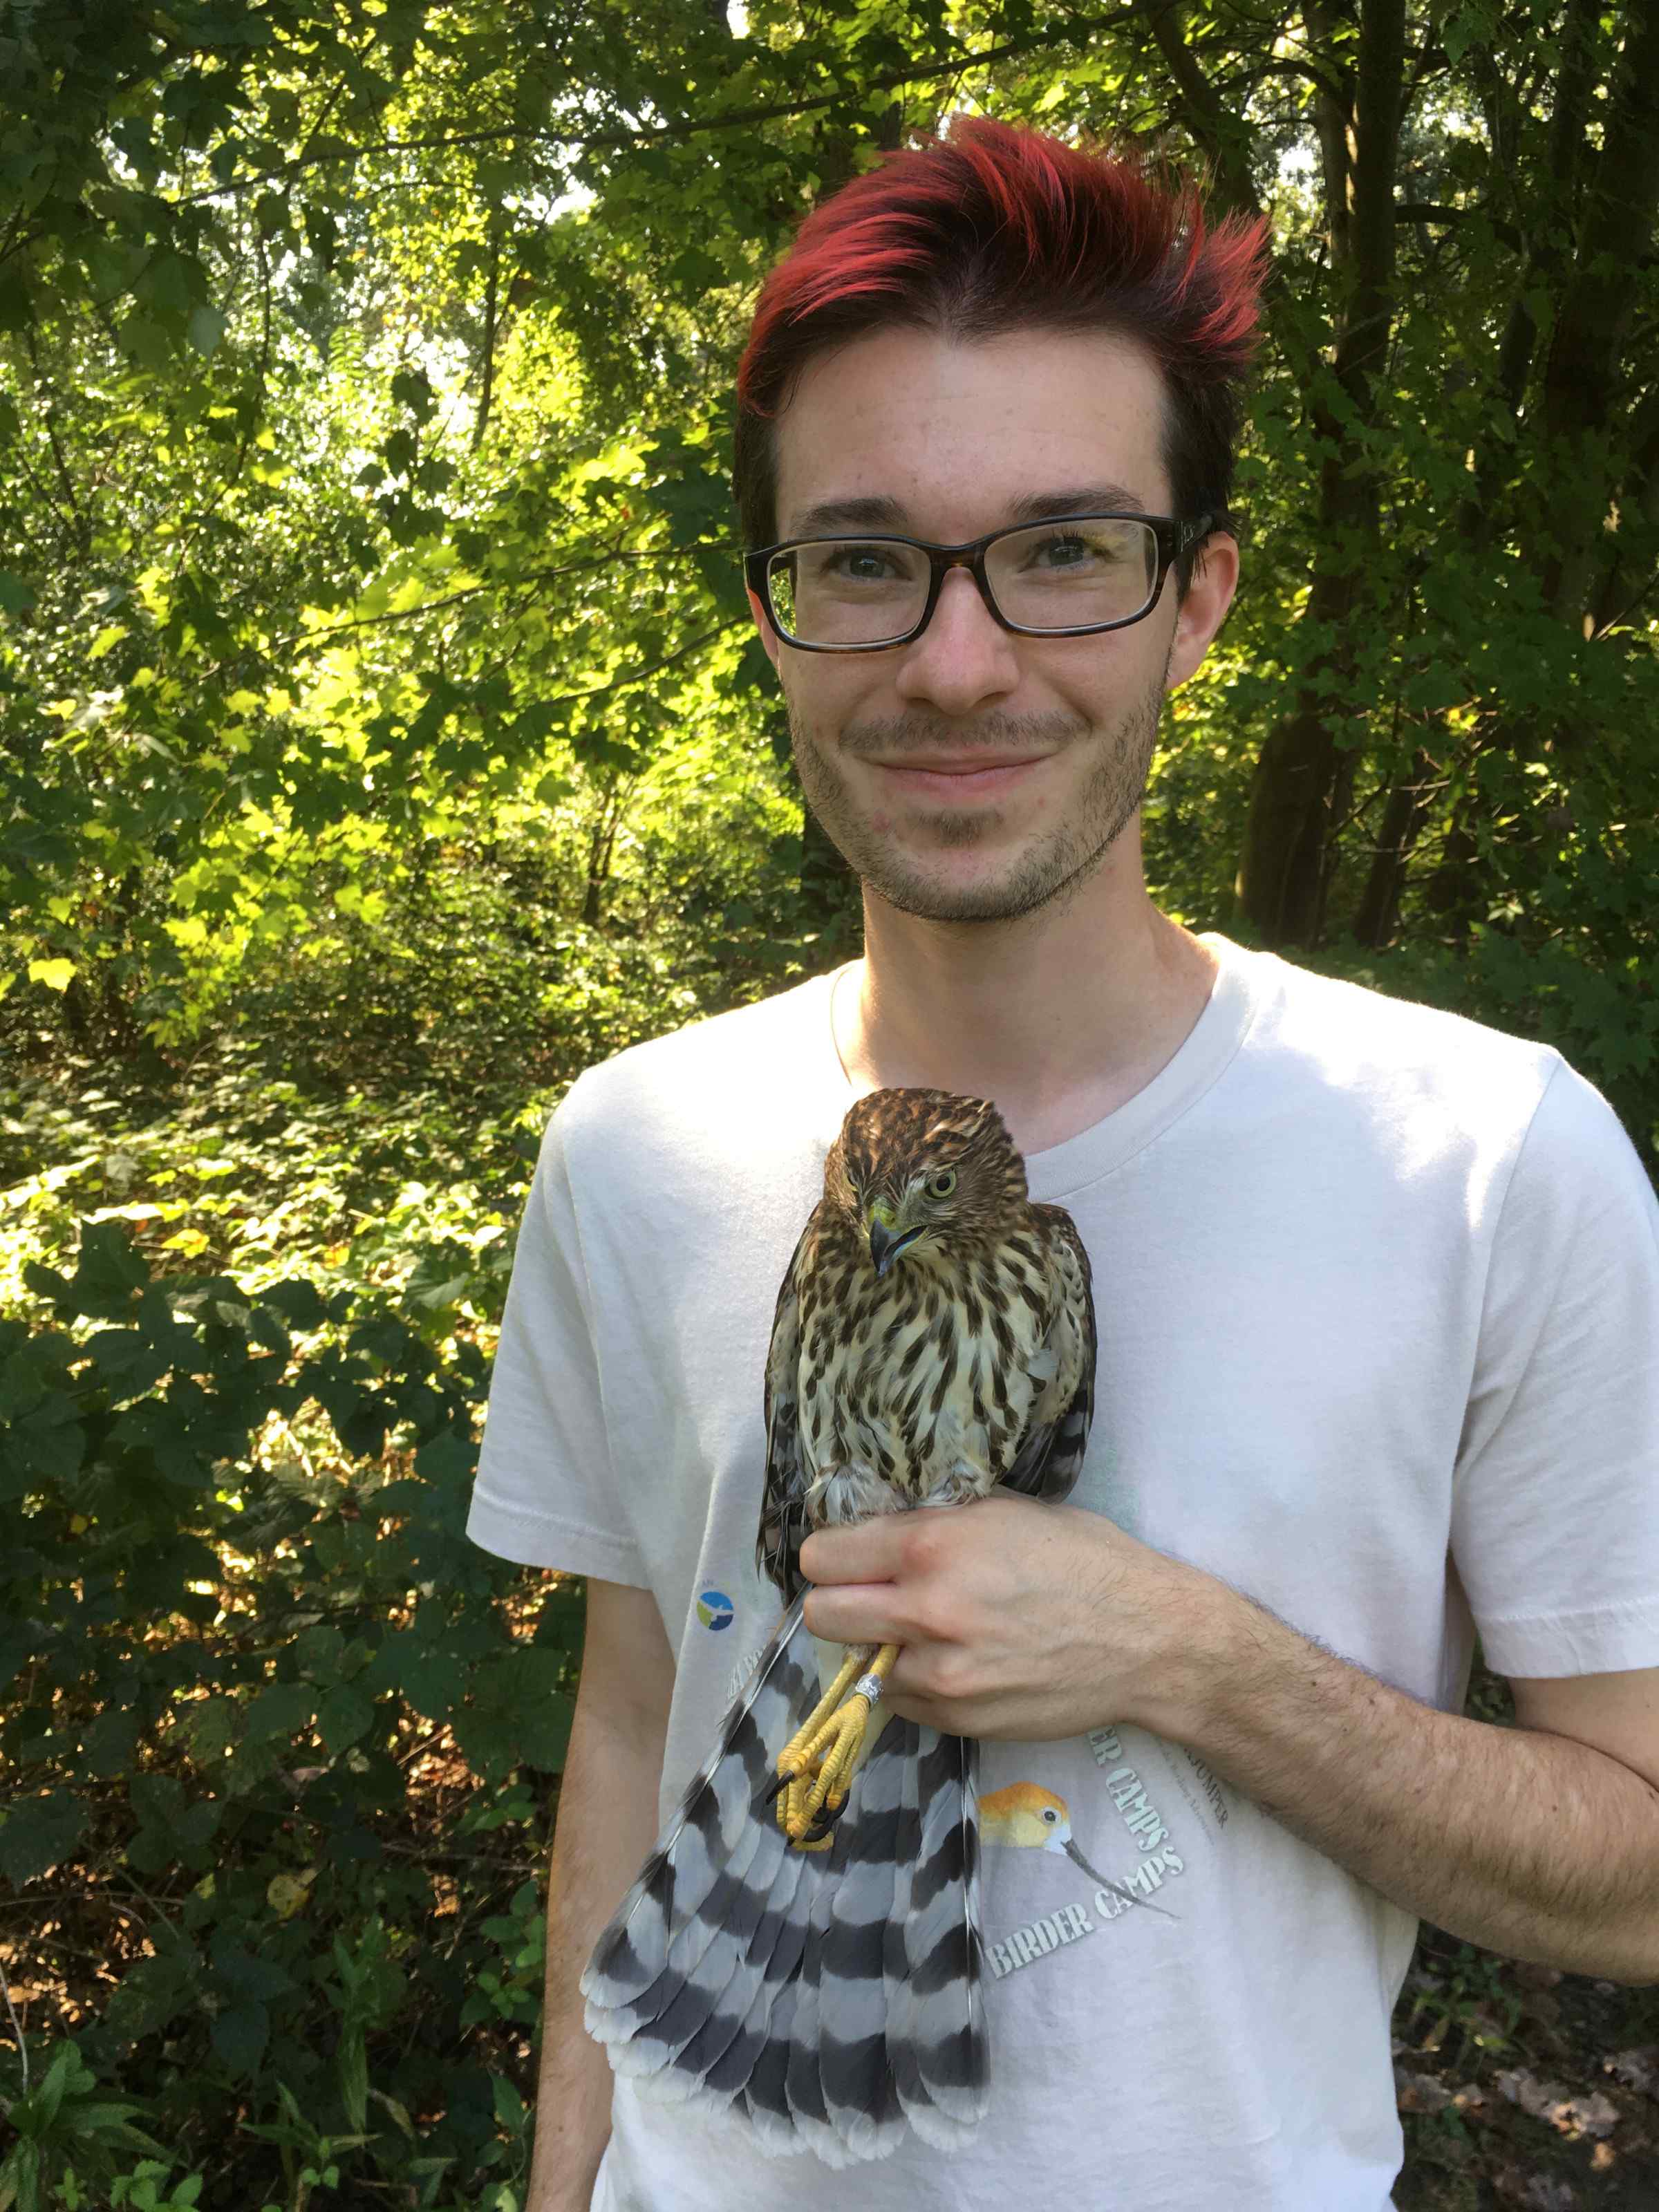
[743,511,1219,653]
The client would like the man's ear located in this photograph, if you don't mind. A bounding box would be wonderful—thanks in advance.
[1165,533,1240,693]
[747,585,782,675]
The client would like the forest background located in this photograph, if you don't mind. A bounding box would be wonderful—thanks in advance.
[2,0,1658,2206]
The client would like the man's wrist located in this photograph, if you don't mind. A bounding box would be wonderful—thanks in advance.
[1105,1539,1276,1748]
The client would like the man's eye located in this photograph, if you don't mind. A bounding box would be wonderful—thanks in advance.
[826,543,900,582]
[1028,531,1117,571]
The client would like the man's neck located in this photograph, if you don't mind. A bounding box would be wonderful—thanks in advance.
[832,853,1218,1158]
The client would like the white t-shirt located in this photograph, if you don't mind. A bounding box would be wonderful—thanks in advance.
[466,933,1659,2212]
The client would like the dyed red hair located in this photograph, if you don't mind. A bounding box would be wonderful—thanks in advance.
[733,117,1271,596]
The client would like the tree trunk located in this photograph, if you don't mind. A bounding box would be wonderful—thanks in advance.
[1587,380,1659,639]
[581,789,621,928]
[1530,2,1659,632]
[1143,0,1266,228]
[1352,744,1437,948]
[1235,0,1406,946]
[1427,6,1659,941]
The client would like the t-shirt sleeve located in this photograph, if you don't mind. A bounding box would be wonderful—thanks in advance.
[465,1081,648,1584]
[1452,1056,1659,1677]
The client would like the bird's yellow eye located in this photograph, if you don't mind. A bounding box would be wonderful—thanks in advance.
[926,1169,957,1199]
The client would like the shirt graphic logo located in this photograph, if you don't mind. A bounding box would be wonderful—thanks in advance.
[696,1588,735,1631]
[982,1761,1186,1981]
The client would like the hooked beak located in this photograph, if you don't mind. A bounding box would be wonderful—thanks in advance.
[868,1206,921,1279]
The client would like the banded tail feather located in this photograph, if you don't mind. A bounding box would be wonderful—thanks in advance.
[581,1597,989,2164]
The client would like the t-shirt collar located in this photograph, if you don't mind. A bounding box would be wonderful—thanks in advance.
[809,931,1265,1197]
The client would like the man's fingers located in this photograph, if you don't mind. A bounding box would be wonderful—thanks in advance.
[801,1582,909,1645]
[798,1517,910,1586]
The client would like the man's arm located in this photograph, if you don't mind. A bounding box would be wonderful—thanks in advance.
[527,1577,675,2212]
[1178,1593,1659,1983]
[799,1496,1659,1985]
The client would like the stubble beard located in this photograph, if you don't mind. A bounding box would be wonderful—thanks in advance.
[787,670,1168,926]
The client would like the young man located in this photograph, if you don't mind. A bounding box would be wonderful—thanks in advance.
[467,120,1659,2211]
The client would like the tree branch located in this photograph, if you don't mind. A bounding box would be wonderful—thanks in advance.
[276,547,722,657]
[1143,0,1266,221]
[178,12,1152,207]
[1396,200,1523,254]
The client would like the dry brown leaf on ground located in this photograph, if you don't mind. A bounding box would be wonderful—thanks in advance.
[1515,1964,1565,1990]
[1494,2068,1620,2138]
[1607,2046,1659,2101]
[1492,2166,1577,2210]
[1396,2068,1454,2113]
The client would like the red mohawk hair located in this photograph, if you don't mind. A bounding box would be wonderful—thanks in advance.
[733,117,1271,593]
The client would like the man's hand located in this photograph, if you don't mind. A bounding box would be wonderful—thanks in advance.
[798,1493,1227,1741]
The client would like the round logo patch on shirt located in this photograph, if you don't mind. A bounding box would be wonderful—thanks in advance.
[697,1589,735,1631]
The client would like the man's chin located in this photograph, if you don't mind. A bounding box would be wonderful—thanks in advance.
[863,859,1082,926]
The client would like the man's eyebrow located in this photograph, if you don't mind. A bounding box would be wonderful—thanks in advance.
[1006,485,1154,524]
[786,494,908,536]
[782,485,1156,538]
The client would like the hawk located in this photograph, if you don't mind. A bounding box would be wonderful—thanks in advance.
[581,1087,1109,2164]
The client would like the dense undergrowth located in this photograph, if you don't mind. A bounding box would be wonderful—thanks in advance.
[0,811,863,2211]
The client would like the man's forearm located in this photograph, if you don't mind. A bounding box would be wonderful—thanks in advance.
[800,1497,1659,1984]
[1149,1569,1659,1983]
[527,1698,660,2212]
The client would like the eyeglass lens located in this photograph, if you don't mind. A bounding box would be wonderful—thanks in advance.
[767,518,1161,646]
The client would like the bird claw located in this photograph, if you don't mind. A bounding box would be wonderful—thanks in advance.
[798,1797,847,1846]
[762,1642,899,1850]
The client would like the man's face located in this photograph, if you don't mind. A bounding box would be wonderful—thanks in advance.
[749,326,1238,925]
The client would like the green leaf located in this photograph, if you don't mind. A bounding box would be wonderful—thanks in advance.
[2,1392,84,1482]
[317,1683,376,1752]
[453,1649,574,1777]
[186,1696,239,1763]
[0,264,35,331]
[75,1219,151,1306]
[0,1791,89,1884]
[188,303,226,355]
[264,1278,326,1329]
[338,2021,368,2130]
[245,1680,314,1742]
[80,1705,142,1777]
[390,368,435,422]
[210,2002,268,2077]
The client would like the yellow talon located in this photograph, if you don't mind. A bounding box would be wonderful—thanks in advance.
[771,1644,900,1848]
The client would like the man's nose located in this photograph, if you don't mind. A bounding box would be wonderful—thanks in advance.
[892,563,1021,716]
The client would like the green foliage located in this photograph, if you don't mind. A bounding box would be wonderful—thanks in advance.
[4,0,1655,1150]
[1401,1940,1526,2070]
[0,1219,577,2209]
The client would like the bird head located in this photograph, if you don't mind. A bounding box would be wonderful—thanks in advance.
[825,1088,1028,1279]
[980,1781,1076,1854]
[978,1781,1125,1890]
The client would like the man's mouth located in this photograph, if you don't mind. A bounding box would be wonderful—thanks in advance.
[865,753,1048,800]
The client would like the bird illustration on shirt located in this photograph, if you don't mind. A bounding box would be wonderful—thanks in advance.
[980,1780,1115,1880]
[581,1087,1158,2164]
